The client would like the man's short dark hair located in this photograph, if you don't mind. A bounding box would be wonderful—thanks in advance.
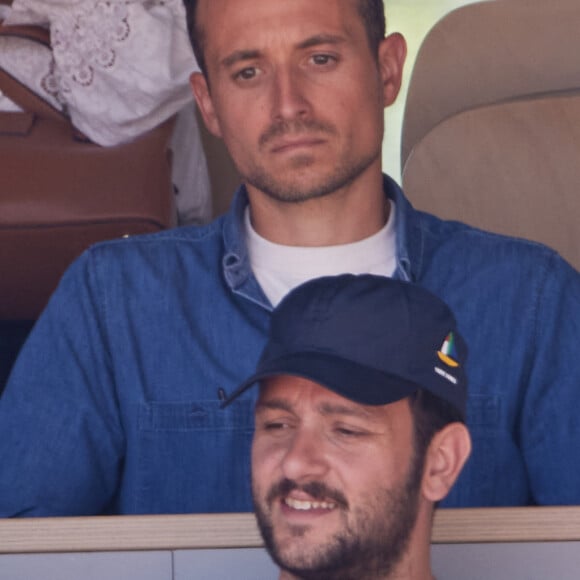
[410,389,466,461]
[357,0,387,58]
[182,0,386,79]
[183,0,206,77]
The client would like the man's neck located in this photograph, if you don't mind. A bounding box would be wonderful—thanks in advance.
[246,172,387,247]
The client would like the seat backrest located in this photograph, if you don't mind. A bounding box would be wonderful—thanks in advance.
[401,0,580,271]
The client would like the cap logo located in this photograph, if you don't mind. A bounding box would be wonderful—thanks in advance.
[437,333,460,368]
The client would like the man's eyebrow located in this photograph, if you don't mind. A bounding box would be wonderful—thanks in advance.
[296,34,347,50]
[255,398,376,421]
[255,398,294,414]
[221,35,347,69]
[221,49,261,69]
[317,401,374,420]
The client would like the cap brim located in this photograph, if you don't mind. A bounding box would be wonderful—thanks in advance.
[221,351,420,407]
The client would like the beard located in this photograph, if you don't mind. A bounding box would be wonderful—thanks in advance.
[253,453,424,580]
[241,118,382,204]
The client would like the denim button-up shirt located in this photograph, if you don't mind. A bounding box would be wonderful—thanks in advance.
[1,176,579,516]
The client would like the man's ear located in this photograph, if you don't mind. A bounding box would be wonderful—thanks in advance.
[421,423,471,503]
[377,32,407,107]
[190,72,223,138]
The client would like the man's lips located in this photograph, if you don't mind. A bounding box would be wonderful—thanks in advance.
[269,137,326,153]
[266,478,348,517]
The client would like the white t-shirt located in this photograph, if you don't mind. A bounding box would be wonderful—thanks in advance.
[245,201,397,307]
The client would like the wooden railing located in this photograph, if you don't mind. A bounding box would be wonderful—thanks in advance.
[1,506,580,554]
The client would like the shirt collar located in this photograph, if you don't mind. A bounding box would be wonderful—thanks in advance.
[382,174,419,283]
[221,176,423,298]
[222,185,272,309]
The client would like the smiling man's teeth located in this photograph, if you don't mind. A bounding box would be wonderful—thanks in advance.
[284,497,336,510]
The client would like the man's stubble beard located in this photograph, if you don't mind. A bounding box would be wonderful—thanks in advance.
[242,118,382,204]
[253,452,424,580]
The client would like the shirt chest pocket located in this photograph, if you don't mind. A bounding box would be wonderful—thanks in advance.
[135,399,255,514]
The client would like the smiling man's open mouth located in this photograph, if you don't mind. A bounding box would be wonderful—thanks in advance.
[284,497,337,511]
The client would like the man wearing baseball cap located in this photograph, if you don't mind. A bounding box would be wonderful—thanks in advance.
[224,274,471,580]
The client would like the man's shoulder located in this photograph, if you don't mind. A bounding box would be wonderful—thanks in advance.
[388,177,574,274]
[83,216,226,264]
[54,216,231,299]
[409,208,580,335]
[413,207,569,270]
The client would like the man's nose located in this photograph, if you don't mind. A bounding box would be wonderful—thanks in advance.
[270,67,311,122]
[280,428,328,481]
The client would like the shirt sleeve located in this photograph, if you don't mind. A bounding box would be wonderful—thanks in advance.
[0,248,124,516]
[520,253,580,505]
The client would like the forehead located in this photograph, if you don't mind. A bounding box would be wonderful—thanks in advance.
[257,375,411,427]
[197,0,365,59]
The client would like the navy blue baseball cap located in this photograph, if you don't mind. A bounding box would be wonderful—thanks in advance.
[223,274,468,415]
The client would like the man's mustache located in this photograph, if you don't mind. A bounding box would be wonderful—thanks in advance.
[259,119,337,147]
[266,477,349,510]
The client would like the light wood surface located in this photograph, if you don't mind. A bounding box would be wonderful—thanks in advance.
[1,507,580,554]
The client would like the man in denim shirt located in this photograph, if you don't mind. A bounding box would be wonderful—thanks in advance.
[0,0,578,516]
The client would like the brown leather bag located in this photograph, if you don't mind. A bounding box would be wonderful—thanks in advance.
[0,23,176,319]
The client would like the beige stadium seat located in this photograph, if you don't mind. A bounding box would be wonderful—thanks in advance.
[401,0,580,271]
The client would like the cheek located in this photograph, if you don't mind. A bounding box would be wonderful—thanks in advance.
[339,462,399,500]
[333,443,406,491]
[327,87,384,146]
[252,438,282,484]
[219,119,266,170]
[214,94,267,143]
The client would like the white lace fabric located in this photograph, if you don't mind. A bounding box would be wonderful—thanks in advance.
[1,0,212,224]
[3,0,198,146]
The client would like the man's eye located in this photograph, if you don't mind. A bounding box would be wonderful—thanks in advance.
[335,427,362,437]
[263,421,289,431]
[235,67,258,81]
[311,54,336,66]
